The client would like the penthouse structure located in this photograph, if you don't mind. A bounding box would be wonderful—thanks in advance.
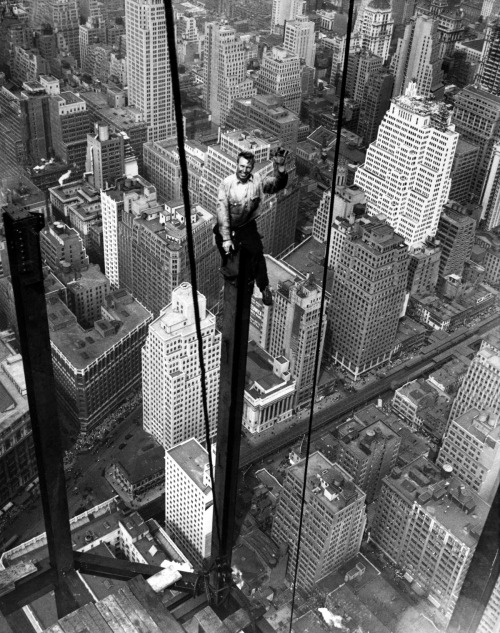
[48,290,152,435]
[437,408,500,505]
[272,452,366,591]
[142,284,220,449]
[165,438,213,566]
[372,457,489,616]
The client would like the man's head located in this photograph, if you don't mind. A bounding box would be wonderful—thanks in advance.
[236,151,255,183]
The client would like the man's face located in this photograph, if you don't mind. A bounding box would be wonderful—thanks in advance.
[236,157,254,183]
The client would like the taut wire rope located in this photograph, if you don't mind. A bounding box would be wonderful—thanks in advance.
[286,1,356,630]
[162,0,222,553]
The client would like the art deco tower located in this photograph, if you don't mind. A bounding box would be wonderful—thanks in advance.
[125,0,175,142]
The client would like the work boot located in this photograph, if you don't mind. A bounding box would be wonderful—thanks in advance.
[261,286,273,306]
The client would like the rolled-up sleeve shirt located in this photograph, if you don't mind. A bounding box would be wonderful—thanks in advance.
[217,168,288,242]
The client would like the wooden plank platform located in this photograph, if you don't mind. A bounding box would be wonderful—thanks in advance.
[41,575,256,633]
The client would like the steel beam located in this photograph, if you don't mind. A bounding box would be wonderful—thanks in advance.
[211,250,253,598]
[3,208,85,618]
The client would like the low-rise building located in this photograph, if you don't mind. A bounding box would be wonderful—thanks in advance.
[243,341,295,434]
[372,456,489,617]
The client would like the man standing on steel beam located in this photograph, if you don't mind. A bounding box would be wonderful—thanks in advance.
[214,147,289,306]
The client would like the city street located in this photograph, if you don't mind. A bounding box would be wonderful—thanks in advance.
[1,404,143,547]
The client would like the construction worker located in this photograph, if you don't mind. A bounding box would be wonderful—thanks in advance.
[215,147,288,306]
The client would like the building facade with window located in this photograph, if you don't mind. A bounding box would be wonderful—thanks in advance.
[272,452,366,591]
[142,283,220,449]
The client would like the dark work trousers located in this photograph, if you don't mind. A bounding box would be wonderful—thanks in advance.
[213,220,269,292]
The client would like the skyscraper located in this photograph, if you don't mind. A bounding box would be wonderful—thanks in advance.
[358,68,394,146]
[372,456,489,618]
[30,0,80,62]
[449,336,500,421]
[346,49,383,104]
[255,47,302,115]
[355,85,458,248]
[435,203,476,279]
[451,86,500,199]
[327,217,408,380]
[272,452,366,591]
[203,22,256,127]
[102,175,219,313]
[391,14,444,100]
[85,123,126,191]
[480,142,500,230]
[437,408,500,505]
[283,15,316,68]
[164,438,213,566]
[477,17,500,95]
[449,139,480,205]
[142,283,220,449]
[358,0,393,62]
[125,0,175,142]
[264,257,326,407]
[49,91,93,177]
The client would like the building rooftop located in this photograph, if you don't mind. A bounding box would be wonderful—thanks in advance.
[291,452,365,513]
[386,456,489,549]
[168,438,211,494]
[0,353,28,436]
[428,357,469,391]
[47,290,152,370]
[454,408,500,447]
[246,340,290,398]
[112,432,164,485]
[395,317,427,344]
[396,378,435,407]
[338,419,399,458]
[281,237,334,290]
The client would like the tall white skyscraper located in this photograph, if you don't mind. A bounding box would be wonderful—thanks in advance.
[283,15,316,68]
[358,0,393,63]
[125,0,175,142]
[142,283,221,449]
[391,14,444,100]
[256,47,302,114]
[449,336,500,422]
[100,187,124,289]
[355,84,458,247]
[203,22,256,127]
[165,438,213,566]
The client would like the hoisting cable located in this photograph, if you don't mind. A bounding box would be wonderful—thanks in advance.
[287,1,356,630]
[162,0,222,552]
